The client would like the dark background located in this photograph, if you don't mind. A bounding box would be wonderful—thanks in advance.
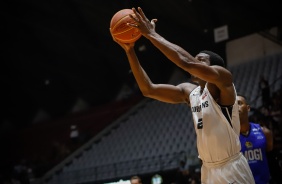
[1,1,282,182]
[2,0,281,130]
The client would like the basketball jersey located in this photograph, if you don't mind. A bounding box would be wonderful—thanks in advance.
[240,123,270,184]
[189,84,241,165]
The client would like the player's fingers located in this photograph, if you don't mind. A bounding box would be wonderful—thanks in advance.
[132,7,142,22]
[129,14,139,23]
[151,19,158,24]
[127,23,139,28]
[137,7,150,22]
[150,19,156,28]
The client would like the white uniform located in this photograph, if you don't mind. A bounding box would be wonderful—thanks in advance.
[189,84,255,184]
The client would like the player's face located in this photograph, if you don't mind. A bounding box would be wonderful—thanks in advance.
[190,53,210,83]
[237,96,250,118]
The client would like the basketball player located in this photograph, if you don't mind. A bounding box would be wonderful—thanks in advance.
[110,7,255,184]
[130,175,142,184]
[237,95,273,184]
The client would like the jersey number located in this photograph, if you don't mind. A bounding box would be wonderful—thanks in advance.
[197,118,203,129]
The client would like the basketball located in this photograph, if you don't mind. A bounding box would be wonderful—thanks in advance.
[110,9,141,43]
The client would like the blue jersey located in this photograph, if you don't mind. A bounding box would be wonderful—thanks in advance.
[240,122,270,184]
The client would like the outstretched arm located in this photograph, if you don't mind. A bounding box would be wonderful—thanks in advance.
[129,7,195,72]
[110,29,196,104]
[129,7,235,105]
[129,7,232,85]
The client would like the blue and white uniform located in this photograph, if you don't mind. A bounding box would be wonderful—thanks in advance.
[240,123,270,184]
[189,84,255,184]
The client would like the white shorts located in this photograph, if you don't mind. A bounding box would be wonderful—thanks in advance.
[201,153,255,184]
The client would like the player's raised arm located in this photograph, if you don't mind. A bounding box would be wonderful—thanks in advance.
[129,7,235,106]
[110,29,196,104]
[128,7,195,72]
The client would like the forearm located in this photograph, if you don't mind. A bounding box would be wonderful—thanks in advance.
[146,32,195,67]
[125,48,153,94]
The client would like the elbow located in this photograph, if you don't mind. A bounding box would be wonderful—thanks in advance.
[140,85,155,98]
[141,88,152,98]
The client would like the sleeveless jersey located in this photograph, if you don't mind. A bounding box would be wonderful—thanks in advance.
[240,123,270,184]
[189,84,241,165]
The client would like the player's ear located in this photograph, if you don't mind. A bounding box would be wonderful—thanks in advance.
[247,104,251,112]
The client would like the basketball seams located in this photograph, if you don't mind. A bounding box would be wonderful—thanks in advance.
[111,14,135,33]
[114,30,142,43]
[112,27,137,36]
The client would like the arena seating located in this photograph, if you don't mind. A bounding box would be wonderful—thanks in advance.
[38,53,282,184]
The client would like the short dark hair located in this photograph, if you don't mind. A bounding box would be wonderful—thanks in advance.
[237,93,249,104]
[199,50,225,67]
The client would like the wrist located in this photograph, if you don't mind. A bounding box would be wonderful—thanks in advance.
[145,32,159,40]
[125,47,134,53]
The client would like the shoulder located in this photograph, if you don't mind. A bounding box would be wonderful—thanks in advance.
[253,123,273,137]
[211,65,233,78]
[251,122,265,131]
[250,122,258,127]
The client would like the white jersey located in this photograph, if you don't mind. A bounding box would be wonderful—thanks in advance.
[189,84,241,165]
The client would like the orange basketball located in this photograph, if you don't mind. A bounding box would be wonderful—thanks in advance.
[110,9,141,43]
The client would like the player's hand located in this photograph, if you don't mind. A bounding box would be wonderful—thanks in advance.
[109,28,135,51]
[128,7,158,39]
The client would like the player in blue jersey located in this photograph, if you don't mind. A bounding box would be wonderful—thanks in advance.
[237,95,273,184]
